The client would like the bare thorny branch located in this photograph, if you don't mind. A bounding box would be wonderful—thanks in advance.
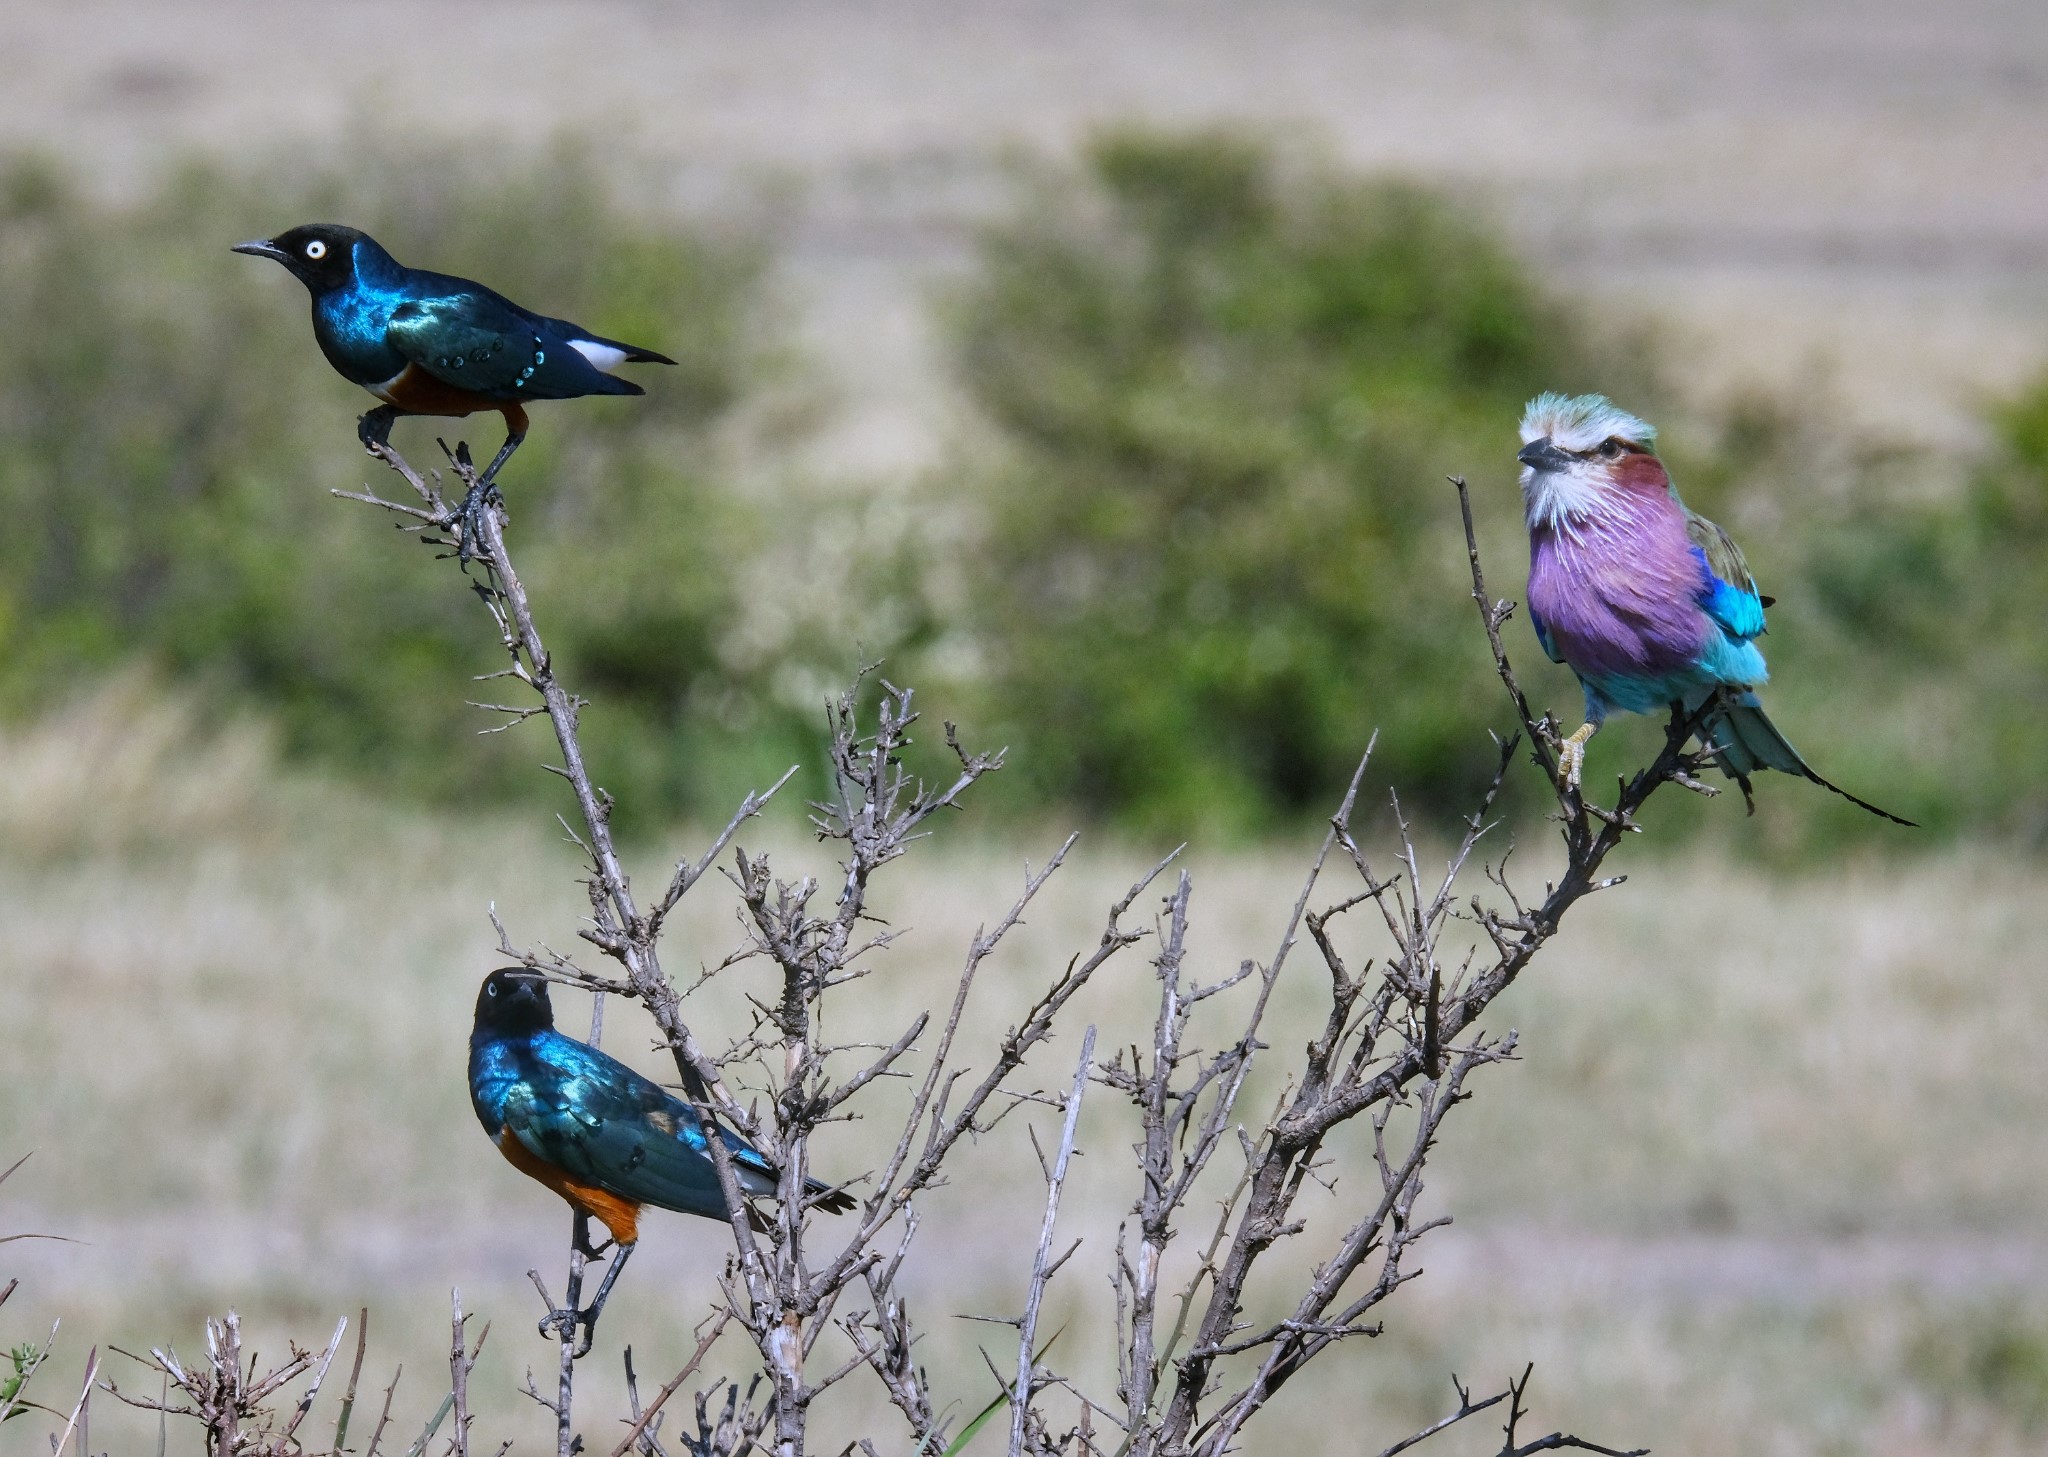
[103,1310,347,1457]
[1062,480,1681,1457]
[331,439,1170,1457]
[74,445,1679,1457]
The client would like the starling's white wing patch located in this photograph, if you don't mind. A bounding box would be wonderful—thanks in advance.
[568,338,629,373]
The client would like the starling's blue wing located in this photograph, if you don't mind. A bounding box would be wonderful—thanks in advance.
[499,1034,853,1218]
[384,291,630,400]
[498,1041,770,1219]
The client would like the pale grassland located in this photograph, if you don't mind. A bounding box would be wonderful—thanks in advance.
[4,680,2048,1455]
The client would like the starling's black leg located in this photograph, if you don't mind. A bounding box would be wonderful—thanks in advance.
[357,404,399,452]
[535,1217,593,1348]
[441,438,509,567]
[537,1240,636,1360]
[453,411,526,564]
[572,1239,635,1359]
[477,426,526,489]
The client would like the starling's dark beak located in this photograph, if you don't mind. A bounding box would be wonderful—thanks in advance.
[1517,437,1573,472]
[231,238,288,261]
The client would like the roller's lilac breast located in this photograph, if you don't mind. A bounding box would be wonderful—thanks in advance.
[1528,495,1716,707]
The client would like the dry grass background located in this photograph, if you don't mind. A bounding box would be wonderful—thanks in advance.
[6,2,2048,1452]
[5,683,2048,1454]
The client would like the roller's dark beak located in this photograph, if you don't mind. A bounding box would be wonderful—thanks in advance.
[1517,437,1572,472]
[231,238,287,262]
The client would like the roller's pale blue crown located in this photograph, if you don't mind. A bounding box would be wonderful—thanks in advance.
[1519,393,1656,453]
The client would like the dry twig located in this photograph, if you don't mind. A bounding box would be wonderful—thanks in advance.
[307,440,1664,1457]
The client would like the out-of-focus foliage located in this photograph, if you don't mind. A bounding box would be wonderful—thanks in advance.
[0,129,2030,845]
[934,129,1657,834]
[932,127,2041,845]
[1973,380,2048,835]
[0,144,818,830]
[1910,1301,2048,1432]
[1793,370,2048,842]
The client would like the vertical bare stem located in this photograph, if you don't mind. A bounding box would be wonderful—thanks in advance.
[54,1347,97,1457]
[462,479,740,1108]
[449,1292,483,1457]
[558,1218,590,1457]
[332,1308,369,1455]
[363,1365,400,1457]
[1010,1026,1095,1457]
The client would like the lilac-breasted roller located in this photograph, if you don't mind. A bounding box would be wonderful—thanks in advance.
[1515,393,1912,824]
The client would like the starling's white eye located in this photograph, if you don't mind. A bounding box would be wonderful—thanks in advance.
[486,982,499,996]
[304,239,327,261]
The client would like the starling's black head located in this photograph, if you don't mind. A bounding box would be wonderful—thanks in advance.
[231,223,367,294]
[474,968,556,1037]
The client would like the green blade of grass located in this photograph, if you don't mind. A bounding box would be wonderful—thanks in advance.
[933,1323,1068,1457]
[403,1391,454,1457]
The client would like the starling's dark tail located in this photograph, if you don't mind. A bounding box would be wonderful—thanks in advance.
[1694,693,1917,826]
[743,1183,854,1232]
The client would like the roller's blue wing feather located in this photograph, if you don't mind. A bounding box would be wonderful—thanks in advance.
[1665,506,1911,822]
[1683,508,1770,641]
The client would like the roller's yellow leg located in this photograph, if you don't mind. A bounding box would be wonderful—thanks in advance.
[1556,722,1598,793]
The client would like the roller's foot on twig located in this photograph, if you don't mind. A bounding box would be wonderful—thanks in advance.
[538,1240,636,1360]
[1555,722,1597,793]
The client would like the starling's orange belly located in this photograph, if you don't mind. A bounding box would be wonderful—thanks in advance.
[370,363,525,426]
[497,1127,642,1245]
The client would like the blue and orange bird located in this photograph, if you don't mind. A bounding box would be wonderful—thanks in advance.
[1515,392,1913,824]
[469,969,854,1356]
[232,224,672,521]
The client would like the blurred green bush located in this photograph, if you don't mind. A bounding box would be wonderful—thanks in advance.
[1791,369,2048,842]
[0,144,817,831]
[0,129,2034,846]
[930,128,2042,843]
[931,129,1658,835]
[1910,1299,2048,1432]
